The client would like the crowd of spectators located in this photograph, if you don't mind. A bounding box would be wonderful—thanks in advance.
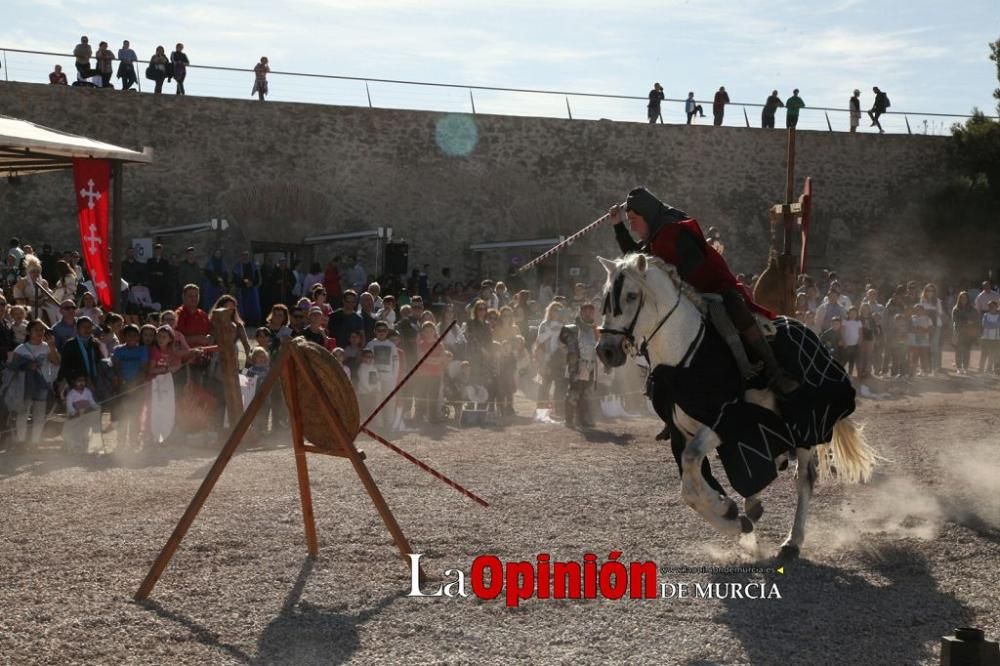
[51,35,270,99]
[649,83,891,132]
[0,231,995,454]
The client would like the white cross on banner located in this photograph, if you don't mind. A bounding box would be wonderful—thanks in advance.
[72,159,113,309]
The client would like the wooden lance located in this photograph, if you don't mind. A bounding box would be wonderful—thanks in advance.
[516,212,614,275]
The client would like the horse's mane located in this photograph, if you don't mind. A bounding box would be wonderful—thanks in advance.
[618,253,705,312]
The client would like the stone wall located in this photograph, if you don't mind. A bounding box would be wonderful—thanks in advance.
[0,81,951,288]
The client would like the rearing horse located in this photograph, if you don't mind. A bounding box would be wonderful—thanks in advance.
[596,253,878,559]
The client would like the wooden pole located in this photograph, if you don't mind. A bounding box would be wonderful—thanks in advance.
[284,359,319,557]
[111,161,123,313]
[291,349,422,576]
[783,127,797,255]
[210,308,243,429]
[134,349,289,600]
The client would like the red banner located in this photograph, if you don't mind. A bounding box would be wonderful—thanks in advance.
[72,158,112,309]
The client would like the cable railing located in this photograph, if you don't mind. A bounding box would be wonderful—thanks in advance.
[2,45,993,135]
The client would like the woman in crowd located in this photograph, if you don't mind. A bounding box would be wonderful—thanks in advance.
[493,306,518,344]
[44,260,79,325]
[464,299,494,396]
[76,291,104,327]
[265,303,293,353]
[140,324,158,350]
[170,43,189,95]
[149,46,170,94]
[310,285,334,317]
[952,291,978,375]
[10,320,60,446]
[919,283,944,375]
[534,301,564,413]
[213,294,252,359]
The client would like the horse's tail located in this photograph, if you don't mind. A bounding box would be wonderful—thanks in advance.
[815,417,878,485]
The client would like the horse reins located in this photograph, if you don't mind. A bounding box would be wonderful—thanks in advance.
[599,270,704,367]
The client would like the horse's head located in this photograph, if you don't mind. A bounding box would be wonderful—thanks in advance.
[597,253,671,367]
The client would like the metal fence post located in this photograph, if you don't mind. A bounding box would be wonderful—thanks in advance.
[565,96,572,120]
[365,80,372,108]
[469,89,476,115]
[825,112,833,132]
[2,50,8,81]
[905,115,912,135]
[743,106,750,127]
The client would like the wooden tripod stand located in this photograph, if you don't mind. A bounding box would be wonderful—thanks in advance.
[134,340,421,601]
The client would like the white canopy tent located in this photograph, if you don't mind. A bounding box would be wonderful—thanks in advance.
[0,115,152,176]
[0,114,153,310]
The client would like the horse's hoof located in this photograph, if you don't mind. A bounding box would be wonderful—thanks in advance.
[739,516,755,534]
[723,498,739,520]
[777,544,800,561]
[746,501,764,523]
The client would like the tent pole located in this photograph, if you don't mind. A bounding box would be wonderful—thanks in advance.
[111,161,123,312]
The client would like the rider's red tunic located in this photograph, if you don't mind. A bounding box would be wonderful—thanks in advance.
[647,217,775,319]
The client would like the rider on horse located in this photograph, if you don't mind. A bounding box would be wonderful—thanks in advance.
[609,187,799,395]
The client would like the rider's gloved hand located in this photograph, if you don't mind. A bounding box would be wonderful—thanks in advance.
[608,203,629,225]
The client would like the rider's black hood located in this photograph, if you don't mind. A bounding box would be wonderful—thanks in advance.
[625,187,689,239]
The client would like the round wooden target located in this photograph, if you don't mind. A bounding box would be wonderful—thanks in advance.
[281,337,360,451]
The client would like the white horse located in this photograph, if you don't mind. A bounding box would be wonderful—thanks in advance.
[596,253,878,558]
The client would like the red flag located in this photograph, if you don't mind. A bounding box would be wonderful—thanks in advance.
[72,158,112,309]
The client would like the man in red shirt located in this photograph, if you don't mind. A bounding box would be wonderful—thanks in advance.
[175,284,212,347]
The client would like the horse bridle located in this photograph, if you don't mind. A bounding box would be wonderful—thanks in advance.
[599,271,702,366]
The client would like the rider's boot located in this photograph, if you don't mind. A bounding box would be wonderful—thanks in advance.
[744,326,800,394]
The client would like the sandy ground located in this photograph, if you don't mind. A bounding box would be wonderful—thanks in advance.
[2,372,999,665]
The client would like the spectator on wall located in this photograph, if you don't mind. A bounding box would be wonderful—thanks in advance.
[48,65,68,85]
[684,92,704,124]
[171,43,189,95]
[869,86,890,133]
[252,57,270,101]
[73,36,94,81]
[762,90,783,128]
[712,86,730,126]
[117,40,138,91]
[146,244,171,309]
[148,46,170,94]
[785,89,805,129]
[647,82,664,124]
[849,89,861,133]
[95,41,114,88]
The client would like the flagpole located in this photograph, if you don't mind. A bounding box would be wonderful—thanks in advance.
[111,161,123,313]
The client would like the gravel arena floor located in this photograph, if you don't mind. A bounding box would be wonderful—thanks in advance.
[2,370,1000,665]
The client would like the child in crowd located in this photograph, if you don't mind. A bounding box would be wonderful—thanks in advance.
[342,330,365,381]
[365,321,400,431]
[310,285,334,317]
[101,313,124,356]
[909,304,932,376]
[980,300,1000,373]
[840,307,862,377]
[375,295,397,327]
[254,326,273,357]
[243,347,272,433]
[356,348,380,420]
[63,374,100,454]
[301,306,329,348]
[820,317,845,362]
[112,324,149,451]
[140,324,157,350]
[10,305,28,344]
[332,347,350,382]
